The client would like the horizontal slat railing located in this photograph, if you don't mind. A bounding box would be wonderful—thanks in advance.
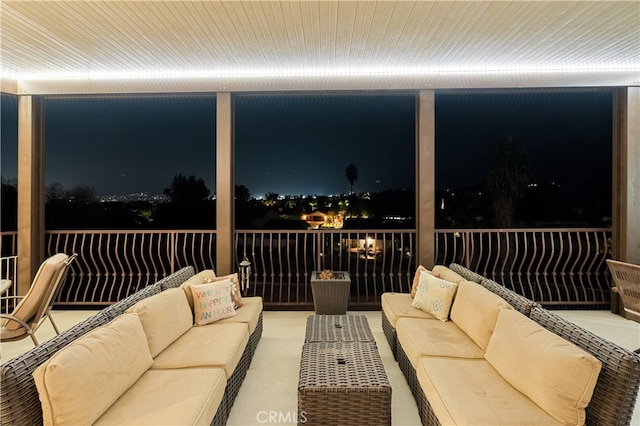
[0,228,612,308]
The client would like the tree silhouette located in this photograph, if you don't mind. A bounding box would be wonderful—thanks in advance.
[345,163,358,195]
[156,174,213,229]
[235,185,251,203]
[486,136,533,228]
[163,174,210,204]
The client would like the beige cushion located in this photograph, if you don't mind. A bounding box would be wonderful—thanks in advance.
[181,269,218,309]
[485,309,602,426]
[411,270,458,322]
[94,368,226,426]
[152,322,249,378]
[215,296,263,334]
[432,265,466,284]
[450,280,513,350]
[381,293,435,328]
[396,317,484,368]
[191,280,237,325]
[33,314,153,426]
[417,357,562,425]
[126,287,193,357]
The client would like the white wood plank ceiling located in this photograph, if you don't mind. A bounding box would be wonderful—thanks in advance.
[1,1,639,94]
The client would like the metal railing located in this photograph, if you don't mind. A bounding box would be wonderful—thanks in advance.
[435,229,612,307]
[0,255,18,313]
[0,228,612,309]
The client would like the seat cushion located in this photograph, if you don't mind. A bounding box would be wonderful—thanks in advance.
[417,357,562,425]
[396,317,484,368]
[151,322,249,378]
[215,296,263,334]
[485,309,602,426]
[381,293,435,328]
[33,313,153,426]
[126,287,193,357]
[450,280,513,351]
[94,368,226,426]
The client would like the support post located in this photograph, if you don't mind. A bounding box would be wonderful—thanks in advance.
[216,93,234,275]
[416,90,436,268]
[612,87,640,264]
[17,96,45,294]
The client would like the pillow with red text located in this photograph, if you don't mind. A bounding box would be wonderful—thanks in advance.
[190,279,237,326]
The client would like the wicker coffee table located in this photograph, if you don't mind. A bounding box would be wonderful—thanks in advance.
[298,341,391,426]
[304,314,375,343]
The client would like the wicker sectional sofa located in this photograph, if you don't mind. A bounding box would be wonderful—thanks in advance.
[1,266,263,426]
[382,263,640,426]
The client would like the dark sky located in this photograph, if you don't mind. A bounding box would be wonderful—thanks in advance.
[1,90,612,198]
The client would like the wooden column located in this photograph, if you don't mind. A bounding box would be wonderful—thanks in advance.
[416,90,436,268]
[612,87,640,264]
[216,92,234,275]
[17,96,45,294]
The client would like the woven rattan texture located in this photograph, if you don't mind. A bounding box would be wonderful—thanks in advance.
[304,314,375,343]
[530,306,640,426]
[310,272,351,315]
[448,263,485,283]
[479,277,538,315]
[381,310,397,359]
[298,341,391,426]
[397,341,422,402]
[158,266,196,290]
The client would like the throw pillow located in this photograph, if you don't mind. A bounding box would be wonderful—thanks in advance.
[411,270,458,322]
[204,273,244,308]
[190,279,237,326]
[411,265,441,298]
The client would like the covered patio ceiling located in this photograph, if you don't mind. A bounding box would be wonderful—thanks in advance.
[1,1,639,95]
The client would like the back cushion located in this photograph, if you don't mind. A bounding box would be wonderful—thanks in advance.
[485,309,602,426]
[126,288,193,357]
[180,269,217,310]
[449,280,513,350]
[432,265,466,285]
[33,313,153,426]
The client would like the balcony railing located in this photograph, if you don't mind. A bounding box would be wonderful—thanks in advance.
[0,228,612,309]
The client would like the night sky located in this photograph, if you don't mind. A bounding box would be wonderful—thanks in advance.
[1,90,612,198]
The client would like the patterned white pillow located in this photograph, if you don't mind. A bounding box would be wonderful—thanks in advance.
[190,279,237,325]
[411,269,458,322]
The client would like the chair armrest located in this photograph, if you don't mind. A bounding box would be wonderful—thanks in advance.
[0,313,32,331]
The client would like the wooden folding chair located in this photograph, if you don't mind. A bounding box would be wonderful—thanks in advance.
[606,259,640,353]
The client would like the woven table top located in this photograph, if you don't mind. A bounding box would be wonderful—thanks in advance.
[304,314,375,343]
[299,342,390,390]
